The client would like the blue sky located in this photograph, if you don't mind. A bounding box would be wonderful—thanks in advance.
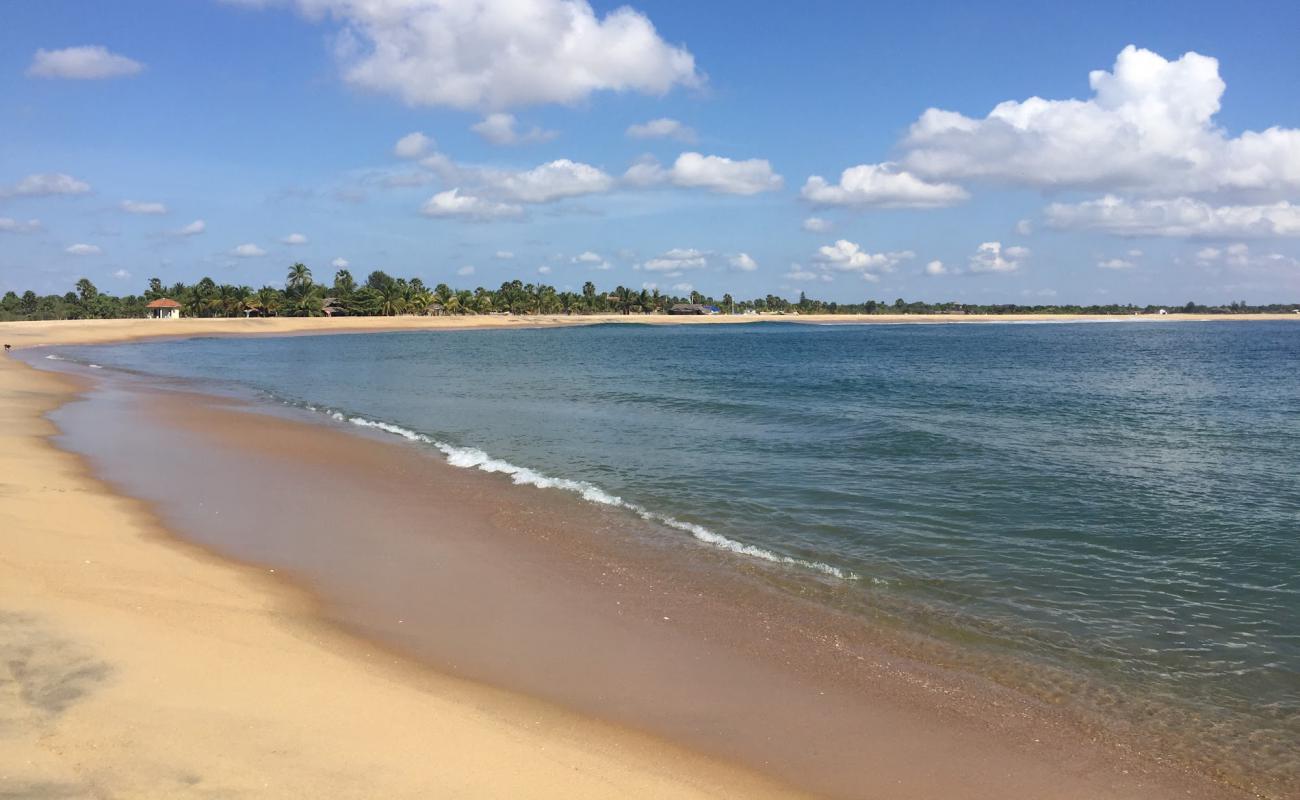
[2,0,1298,303]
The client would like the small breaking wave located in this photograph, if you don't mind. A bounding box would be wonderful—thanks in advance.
[44,354,65,360]
[326,410,855,580]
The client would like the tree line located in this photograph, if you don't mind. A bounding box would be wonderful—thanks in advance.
[2,263,1297,321]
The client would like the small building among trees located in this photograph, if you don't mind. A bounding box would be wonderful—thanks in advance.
[145,298,182,319]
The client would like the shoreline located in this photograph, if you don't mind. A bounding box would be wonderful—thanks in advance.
[0,349,799,799]
[3,319,1287,798]
[2,311,1297,351]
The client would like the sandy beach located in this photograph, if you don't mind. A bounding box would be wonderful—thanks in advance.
[2,316,1288,799]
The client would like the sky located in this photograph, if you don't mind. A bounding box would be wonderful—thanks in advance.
[2,0,1299,304]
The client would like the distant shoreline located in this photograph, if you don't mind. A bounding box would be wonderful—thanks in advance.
[3,311,1297,351]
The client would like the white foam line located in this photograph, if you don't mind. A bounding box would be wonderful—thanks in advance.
[336,412,856,580]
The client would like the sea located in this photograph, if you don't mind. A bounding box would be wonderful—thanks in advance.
[51,320,1300,789]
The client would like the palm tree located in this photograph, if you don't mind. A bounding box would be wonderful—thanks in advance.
[376,281,405,316]
[333,269,356,298]
[287,263,313,292]
[256,286,282,317]
[408,290,433,315]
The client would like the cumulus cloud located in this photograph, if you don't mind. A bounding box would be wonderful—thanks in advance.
[968,242,1029,273]
[421,188,523,220]
[802,163,968,208]
[626,117,696,142]
[626,152,782,195]
[924,260,947,276]
[813,239,914,281]
[494,250,514,259]
[537,265,553,275]
[0,217,42,234]
[1097,257,1136,269]
[901,45,1300,198]
[802,216,833,232]
[1046,196,1300,238]
[393,131,433,158]
[120,200,167,215]
[332,257,350,268]
[1193,242,1296,272]
[471,113,558,145]
[65,243,102,256]
[231,243,266,257]
[27,45,143,80]
[571,250,611,269]
[457,265,476,276]
[175,219,206,237]
[729,252,757,271]
[640,247,708,273]
[2,173,91,198]
[282,232,309,244]
[112,268,131,280]
[492,159,613,202]
[259,0,700,110]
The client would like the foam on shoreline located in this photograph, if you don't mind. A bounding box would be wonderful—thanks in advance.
[335,411,856,580]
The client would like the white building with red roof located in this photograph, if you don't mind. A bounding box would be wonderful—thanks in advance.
[145,298,182,319]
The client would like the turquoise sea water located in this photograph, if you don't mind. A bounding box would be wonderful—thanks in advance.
[55,321,1299,780]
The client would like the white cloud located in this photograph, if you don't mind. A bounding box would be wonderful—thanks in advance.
[265,0,699,110]
[571,250,611,269]
[641,247,708,273]
[2,173,91,198]
[902,45,1300,198]
[282,232,308,245]
[1193,242,1293,272]
[968,242,1029,274]
[65,243,101,256]
[671,282,693,292]
[729,252,757,271]
[626,118,696,142]
[494,250,514,259]
[471,113,557,145]
[120,200,167,215]
[112,268,131,280]
[175,219,206,237]
[813,239,914,281]
[1128,249,1144,257]
[802,216,833,233]
[393,131,433,158]
[231,243,267,257]
[802,162,968,208]
[924,259,947,276]
[1097,257,1136,269]
[1046,196,1300,238]
[492,159,613,202]
[0,217,42,234]
[27,45,143,80]
[538,265,553,275]
[1016,219,1034,236]
[662,152,782,195]
[456,265,476,276]
[421,188,523,220]
[332,257,350,268]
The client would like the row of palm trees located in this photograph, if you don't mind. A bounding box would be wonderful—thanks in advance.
[142,264,728,317]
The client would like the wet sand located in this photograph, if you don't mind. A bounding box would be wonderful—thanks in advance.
[10,341,1268,798]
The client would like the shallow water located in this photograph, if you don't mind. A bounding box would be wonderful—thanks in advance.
[53,320,1300,789]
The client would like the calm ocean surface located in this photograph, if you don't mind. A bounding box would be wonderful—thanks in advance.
[57,321,1299,776]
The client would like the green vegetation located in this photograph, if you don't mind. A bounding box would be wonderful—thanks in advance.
[2,263,1297,321]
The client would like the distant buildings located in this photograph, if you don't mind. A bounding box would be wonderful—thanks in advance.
[145,298,181,319]
[668,303,720,315]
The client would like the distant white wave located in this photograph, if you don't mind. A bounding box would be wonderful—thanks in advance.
[333,411,855,580]
[44,354,64,360]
